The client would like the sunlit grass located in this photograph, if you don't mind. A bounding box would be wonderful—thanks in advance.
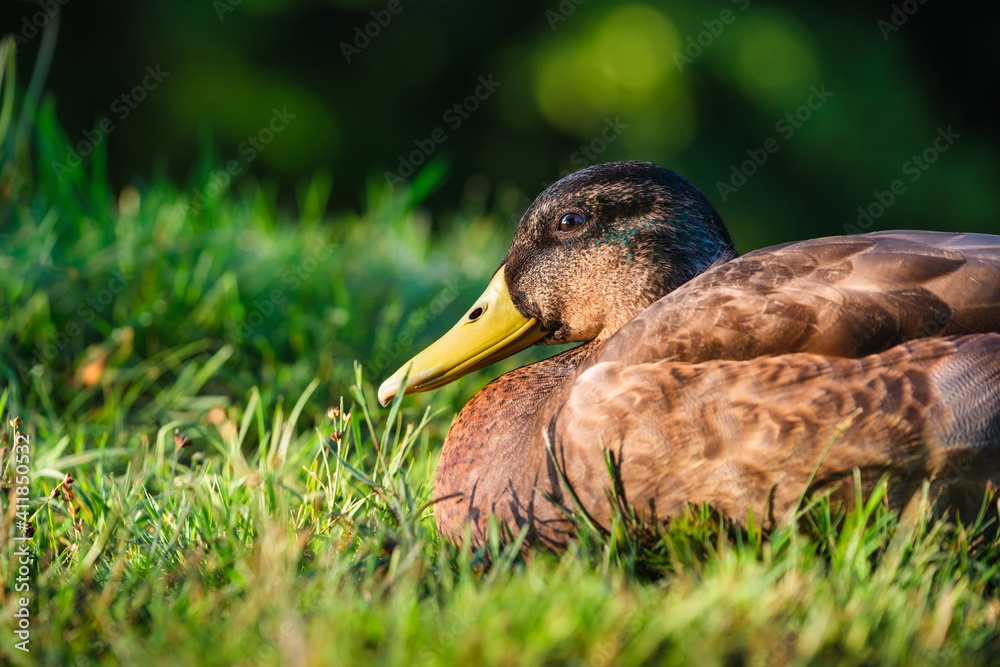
[3,374,1000,665]
[2,35,1000,666]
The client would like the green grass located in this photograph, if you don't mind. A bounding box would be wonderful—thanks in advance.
[3,37,1000,666]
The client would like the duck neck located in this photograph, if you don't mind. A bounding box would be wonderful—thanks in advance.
[432,341,599,542]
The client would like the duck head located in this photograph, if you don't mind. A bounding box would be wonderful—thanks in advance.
[378,161,736,406]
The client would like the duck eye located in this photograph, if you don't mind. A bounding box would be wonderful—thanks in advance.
[558,212,585,232]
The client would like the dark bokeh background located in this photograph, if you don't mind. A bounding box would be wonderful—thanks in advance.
[4,0,999,248]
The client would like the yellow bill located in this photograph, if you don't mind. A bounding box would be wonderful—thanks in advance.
[378,266,548,406]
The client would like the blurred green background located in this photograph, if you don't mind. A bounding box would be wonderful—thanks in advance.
[4,0,998,248]
[1,0,999,433]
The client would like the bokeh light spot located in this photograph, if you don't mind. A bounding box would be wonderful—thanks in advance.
[535,4,683,136]
[734,11,819,111]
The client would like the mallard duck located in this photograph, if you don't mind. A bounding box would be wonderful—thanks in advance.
[378,161,1000,549]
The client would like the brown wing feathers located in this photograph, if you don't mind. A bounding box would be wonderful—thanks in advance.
[547,232,1000,529]
[592,232,1000,368]
[554,334,1000,530]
